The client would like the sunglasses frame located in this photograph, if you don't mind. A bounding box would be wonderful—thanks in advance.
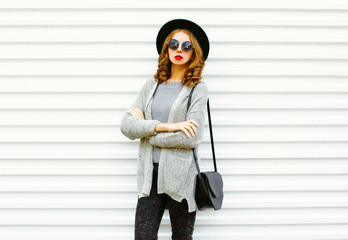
[167,39,194,52]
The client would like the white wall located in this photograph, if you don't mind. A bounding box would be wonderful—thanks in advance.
[0,0,348,239]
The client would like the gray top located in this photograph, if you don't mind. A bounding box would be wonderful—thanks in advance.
[151,81,184,163]
[120,78,208,213]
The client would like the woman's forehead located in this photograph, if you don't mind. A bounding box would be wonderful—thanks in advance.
[172,31,191,41]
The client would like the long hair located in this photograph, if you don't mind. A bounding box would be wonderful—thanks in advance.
[153,29,206,88]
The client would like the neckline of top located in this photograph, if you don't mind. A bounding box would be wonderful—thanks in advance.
[161,81,183,86]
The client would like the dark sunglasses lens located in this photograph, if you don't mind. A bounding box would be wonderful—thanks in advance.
[168,39,179,50]
[182,41,193,52]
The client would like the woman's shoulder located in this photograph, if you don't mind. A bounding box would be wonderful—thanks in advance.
[143,77,156,87]
[138,77,157,94]
[146,77,157,86]
[193,80,209,96]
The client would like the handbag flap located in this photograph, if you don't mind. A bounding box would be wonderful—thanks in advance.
[202,172,223,198]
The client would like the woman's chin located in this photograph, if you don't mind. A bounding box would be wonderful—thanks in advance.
[171,59,188,66]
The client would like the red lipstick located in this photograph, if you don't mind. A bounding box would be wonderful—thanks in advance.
[174,55,183,60]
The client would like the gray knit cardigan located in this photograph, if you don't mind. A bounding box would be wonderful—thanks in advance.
[120,77,208,213]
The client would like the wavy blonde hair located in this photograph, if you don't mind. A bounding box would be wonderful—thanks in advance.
[153,29,206,88]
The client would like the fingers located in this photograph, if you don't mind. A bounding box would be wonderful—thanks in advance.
[137,108,145,119]
[130,107,145,119]
[190,123,197,134]
[187,120,198,135]
[181,120,199,138]
[131,109,138,118]
[188,120,198,127]
[184,124,195,137]
[180,127,191,138]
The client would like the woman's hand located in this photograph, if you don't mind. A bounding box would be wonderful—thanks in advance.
[154,120,198,138]
[130,107,145,120]
[130,107,198,139]
[168,120,198,138]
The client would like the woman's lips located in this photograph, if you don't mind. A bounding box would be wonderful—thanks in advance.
[174,55,183,60]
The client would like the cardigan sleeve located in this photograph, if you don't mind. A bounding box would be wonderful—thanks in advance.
[120,79,160,140]
[148,82,208,149]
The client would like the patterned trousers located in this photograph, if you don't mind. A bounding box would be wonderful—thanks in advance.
[134,163,197,240]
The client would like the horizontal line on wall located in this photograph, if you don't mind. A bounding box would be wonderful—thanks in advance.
[1,41,348,45]
[3,40,348,44]
[1,91,348,94]
[1,24,348,29]
[0,74,347,78]
[0,189,347,193]
[0,234,344,240]
[0,234,341,240]
[0,157,347,160]
[0,190,348,193]
[0,171,347,176]
[0,141,348,144]
[6,123,338,127]
[0,221,347,227]
[1,156,346,162]
[0,125,347,129]
[0,200,347,209]
[1,107,348,110]
[0,189,348,195]
[2,58,348,61]
[1,8,348,12]
[0,205,347,210]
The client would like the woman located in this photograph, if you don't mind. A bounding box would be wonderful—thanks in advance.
[120,19,210,240]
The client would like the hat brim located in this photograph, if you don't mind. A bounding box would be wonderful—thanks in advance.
[156,19,209,60]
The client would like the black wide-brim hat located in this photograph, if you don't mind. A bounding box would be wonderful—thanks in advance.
[156,19,210,60]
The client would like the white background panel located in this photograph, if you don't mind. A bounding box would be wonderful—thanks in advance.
[0,1,348,239]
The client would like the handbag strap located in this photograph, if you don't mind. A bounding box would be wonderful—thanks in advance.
[187,85,217,174]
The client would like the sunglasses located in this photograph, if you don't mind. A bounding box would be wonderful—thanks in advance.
[168,39,194,52]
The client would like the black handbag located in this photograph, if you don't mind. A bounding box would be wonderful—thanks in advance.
[187,85,224,211]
